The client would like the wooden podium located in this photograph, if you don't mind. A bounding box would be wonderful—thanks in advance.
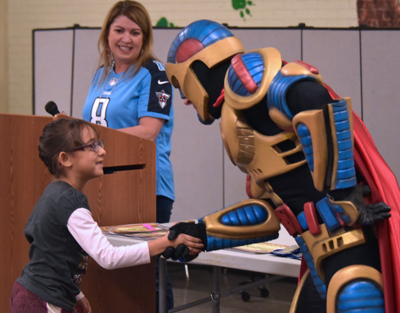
[0,113,157,312]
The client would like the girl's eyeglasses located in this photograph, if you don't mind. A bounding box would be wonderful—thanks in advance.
[73,140,104,153]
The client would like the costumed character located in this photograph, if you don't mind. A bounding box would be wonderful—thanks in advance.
[163,20,399,313]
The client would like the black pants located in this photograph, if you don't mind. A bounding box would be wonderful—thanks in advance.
[156,196,173,224]
[156,196,174,312]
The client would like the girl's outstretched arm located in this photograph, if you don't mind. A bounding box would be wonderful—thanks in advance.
[148,232,204,258]
[68,208,203,269]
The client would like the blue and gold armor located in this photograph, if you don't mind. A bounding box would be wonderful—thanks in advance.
[165,19,390,313]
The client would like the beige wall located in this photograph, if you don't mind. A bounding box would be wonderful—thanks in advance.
[5,0,358,114]
[1,0,8,113]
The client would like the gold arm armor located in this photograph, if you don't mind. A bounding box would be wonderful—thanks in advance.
[292,98,355,191]
[202,199,280,239]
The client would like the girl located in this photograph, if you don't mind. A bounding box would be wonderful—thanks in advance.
[10,118,203,313]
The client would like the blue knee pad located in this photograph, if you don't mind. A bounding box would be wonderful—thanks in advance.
[337,280,384,313]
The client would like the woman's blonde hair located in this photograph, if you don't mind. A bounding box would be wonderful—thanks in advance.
[96,1,157,84]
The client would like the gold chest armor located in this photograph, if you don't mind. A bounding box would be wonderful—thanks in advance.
[220,103,306,189]
[220,49,326,202]
[220,105,306,205]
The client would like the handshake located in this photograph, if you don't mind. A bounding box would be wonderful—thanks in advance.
[162,222,207,262]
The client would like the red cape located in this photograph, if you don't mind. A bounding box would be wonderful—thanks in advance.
[352,112,400,313]
[297,112,400,312]
[324,83,400,312]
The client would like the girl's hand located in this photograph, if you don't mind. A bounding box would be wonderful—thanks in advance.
[161,222,207,261]
[148,230,203,258]
[73,296,92,313]
[161,232,203,261]
[170,233,204,255]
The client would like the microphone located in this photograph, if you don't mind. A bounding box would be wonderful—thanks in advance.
[45,101,60,116]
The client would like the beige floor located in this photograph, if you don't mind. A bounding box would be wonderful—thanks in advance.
[168,263,297,313]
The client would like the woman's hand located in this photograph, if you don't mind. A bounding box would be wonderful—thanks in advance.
[119,116,164,141]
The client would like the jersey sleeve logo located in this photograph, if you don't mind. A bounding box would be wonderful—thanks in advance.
[153,60,165,71]
[155,90,171,109]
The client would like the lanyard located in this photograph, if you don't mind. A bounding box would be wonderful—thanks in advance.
[99,61,125,99]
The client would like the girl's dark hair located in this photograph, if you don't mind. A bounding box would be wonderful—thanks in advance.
[38,118,99,178]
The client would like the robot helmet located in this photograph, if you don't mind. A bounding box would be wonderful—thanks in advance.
[165,20,244,122]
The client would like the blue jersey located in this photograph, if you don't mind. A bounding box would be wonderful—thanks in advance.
[83,59,175,201]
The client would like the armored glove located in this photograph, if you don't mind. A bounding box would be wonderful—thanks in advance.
[162,222,207,261]
[329,184,391,225]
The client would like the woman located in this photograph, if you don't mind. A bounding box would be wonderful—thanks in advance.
[83,0,175,224]
[82,2,175,310]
